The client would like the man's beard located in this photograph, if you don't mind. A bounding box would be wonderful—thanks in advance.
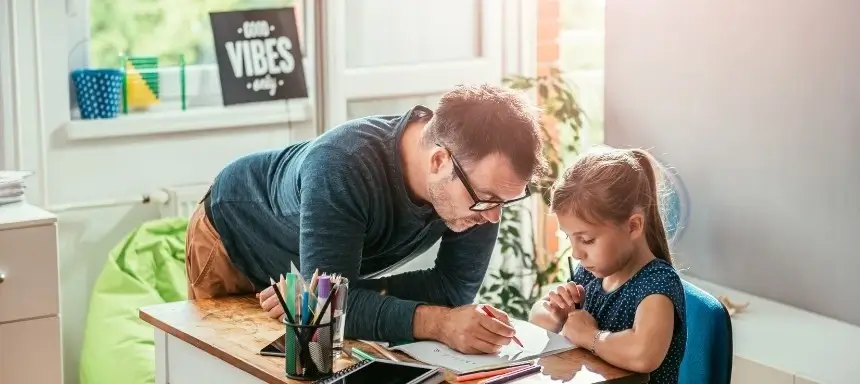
[428,181,485,232]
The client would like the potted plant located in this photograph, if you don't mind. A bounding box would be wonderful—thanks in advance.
[478,67,586,320]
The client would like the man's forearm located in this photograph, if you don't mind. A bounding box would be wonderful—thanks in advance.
[344,288,422,342]
[412,305,450,341]
[377,268,482,308]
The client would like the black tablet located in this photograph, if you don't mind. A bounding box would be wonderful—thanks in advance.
[313,359,444,384]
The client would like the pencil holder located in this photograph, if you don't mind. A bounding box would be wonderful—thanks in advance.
[70,68,124,119]
[283,319,335,380]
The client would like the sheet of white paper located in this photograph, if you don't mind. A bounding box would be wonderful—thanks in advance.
[389,319,577,373]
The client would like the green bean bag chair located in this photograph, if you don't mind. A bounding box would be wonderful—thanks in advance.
[79,217,188,384]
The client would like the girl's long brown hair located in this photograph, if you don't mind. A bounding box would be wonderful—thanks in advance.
[550,146,673,266]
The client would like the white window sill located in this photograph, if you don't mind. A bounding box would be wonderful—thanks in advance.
[682,274,860,384]
[64,99,312,140]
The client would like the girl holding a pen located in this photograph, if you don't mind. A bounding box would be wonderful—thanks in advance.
[529,146,686,384]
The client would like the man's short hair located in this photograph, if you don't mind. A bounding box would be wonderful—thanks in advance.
[420,83,548,183]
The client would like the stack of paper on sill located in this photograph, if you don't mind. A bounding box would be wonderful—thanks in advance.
[380,319,577,374]
[0,171,32,206]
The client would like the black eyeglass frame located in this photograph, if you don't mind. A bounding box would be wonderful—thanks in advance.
[438,144,532,212]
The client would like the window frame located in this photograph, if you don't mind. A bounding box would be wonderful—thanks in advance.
[563,68,604,148]
[558,3,605,149]
[0,2,13,170]
[320,0,507,130]
[61,0,316,140]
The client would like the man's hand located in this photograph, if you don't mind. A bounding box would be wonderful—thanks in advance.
[542,282,585,323]
[439,304,516,355]
[257,287,285,321]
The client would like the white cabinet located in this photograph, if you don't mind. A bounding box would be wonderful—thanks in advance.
[0,203,62,383]
[0,224,60,323]
[731,356,795,384]
[0,316,63,383]
[730,356,824,384]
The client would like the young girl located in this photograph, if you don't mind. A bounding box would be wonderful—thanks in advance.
[529,146,686,383]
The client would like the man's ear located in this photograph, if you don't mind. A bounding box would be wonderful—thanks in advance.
[627,212,645,240]
[428,147,449,177]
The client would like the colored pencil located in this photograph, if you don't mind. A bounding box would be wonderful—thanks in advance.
[568,256,581,310]
[350,347,376,362]
[358,339,401,362]
[479,305,524,347]
[308,268,320,296]
[481,364,541,384]
[455,365,531,382]
[460,361,534,375]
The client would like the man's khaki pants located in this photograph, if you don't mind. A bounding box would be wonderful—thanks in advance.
[185,203,255,299]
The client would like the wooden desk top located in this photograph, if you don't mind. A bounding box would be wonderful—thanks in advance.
[140,297,648,384]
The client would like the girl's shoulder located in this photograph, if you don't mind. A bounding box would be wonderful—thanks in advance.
[636,258,682,282]
[627,259,686,311]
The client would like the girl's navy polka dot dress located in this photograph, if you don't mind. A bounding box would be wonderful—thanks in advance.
[572,259,687,383]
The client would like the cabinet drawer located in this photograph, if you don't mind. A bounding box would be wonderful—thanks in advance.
[731,356,794,384]
[0,224,59,323]
[0,316,63,384]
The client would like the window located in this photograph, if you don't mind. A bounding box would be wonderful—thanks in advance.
[559,0,605,157]
[68,0,309,120]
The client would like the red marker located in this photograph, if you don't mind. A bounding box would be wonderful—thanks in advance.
[480,305,524,348]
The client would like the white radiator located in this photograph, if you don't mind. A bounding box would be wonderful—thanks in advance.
[155,184,210,218]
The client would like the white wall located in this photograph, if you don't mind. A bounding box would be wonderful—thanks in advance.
[605,0,860,326]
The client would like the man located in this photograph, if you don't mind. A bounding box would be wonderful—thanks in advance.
[185,83,547,354]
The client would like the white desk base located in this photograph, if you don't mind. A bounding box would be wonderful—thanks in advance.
[154,329,267,384]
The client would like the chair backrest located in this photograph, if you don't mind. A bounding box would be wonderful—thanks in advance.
[678,280,733,384]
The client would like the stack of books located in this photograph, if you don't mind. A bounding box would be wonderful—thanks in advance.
[0,170,33,206]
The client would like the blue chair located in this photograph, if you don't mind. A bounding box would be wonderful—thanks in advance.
[679,280,733,384]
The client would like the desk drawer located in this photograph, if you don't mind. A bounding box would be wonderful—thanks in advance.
[0,224,59,323]
[0,315,62,383]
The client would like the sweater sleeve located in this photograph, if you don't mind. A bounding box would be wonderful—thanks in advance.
[294,145,422,343]
[370,222,498,307]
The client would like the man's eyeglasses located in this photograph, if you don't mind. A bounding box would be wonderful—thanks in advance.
[439,145,531,212]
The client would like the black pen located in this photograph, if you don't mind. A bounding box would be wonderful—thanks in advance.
[269,277,303,340]
[567,256,582,310]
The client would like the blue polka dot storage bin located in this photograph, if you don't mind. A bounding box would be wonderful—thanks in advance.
[71,68,124,119]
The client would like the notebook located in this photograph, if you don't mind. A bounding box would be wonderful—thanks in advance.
[386,319,577,374]
[311,359,445,384]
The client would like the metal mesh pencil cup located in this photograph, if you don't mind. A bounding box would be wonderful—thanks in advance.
[283,319,335,380]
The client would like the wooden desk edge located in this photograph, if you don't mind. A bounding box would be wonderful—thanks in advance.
[139,310,285,384]
[140,303,651,384]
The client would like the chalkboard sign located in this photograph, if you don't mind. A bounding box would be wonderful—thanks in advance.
[209,7,308,106]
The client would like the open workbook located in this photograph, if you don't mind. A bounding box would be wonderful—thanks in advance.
[382,319,577,374]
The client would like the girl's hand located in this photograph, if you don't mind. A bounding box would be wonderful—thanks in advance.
[561,309,599,347]
[541,283,586,323]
